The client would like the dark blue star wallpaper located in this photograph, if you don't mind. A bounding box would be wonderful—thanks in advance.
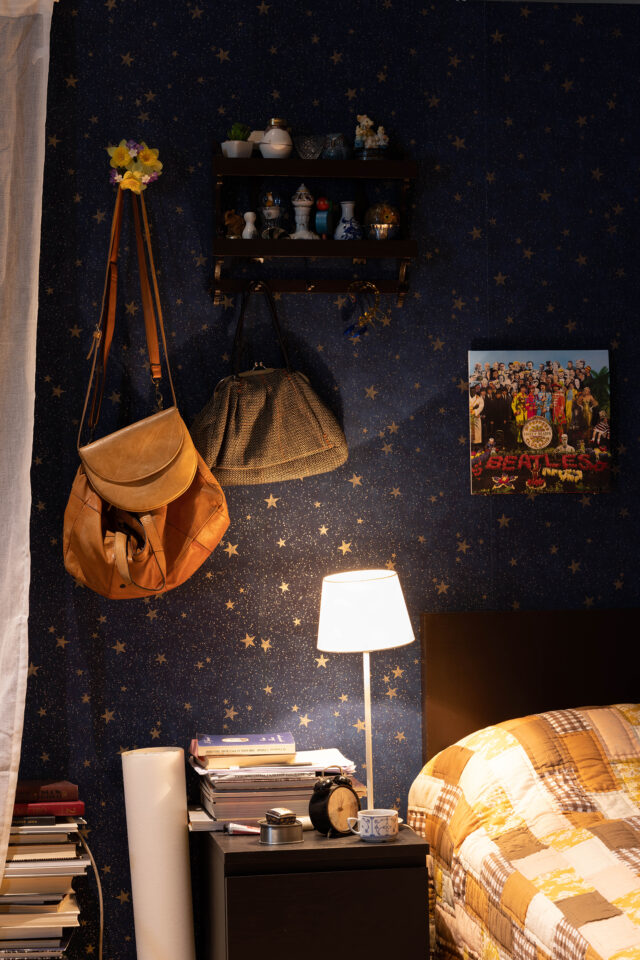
[22,1,640,957]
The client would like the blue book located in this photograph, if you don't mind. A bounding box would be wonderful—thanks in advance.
[194,733,295,757]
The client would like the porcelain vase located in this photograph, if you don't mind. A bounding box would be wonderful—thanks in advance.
[334,201,362,241]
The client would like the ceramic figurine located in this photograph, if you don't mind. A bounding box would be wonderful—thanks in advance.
[242,211,259,239]
[314,197,334,239]
[289,184,319,240]
[334,201,362,240]
[354,114,389,160]
[224,209,245,239]
[322,133,350,160]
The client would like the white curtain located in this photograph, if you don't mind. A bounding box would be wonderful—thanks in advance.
[0,0,53,875]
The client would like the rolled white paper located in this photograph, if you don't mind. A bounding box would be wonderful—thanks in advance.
[122,747,195,960]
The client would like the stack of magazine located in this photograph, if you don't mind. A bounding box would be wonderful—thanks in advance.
[188,733,362,830]
[1,781,90,960]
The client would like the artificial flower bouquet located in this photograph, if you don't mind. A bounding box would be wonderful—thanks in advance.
[107,139,162,192]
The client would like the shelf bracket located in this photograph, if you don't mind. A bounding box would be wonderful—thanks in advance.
[213,258,224,305]
[397,258,411,308]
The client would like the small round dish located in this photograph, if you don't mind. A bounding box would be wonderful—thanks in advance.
[258,818,304,845]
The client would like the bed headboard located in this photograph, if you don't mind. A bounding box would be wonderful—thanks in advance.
[420,608,637,763]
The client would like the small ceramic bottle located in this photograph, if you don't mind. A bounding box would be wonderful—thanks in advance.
[334,201,362,240]
[242,211,259,239]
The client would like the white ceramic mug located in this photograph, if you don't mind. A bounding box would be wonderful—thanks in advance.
[347,808,399,843]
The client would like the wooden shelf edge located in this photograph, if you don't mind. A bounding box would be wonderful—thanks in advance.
[213,157,418,179]
[212,239,418,259]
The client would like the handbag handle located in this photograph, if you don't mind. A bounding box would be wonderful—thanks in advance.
[231,280,292,376]
[79,189,177,444]
[114,513,167,593]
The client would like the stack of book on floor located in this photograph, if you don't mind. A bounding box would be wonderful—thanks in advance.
[0,781,90,960]
[188,733,363,830]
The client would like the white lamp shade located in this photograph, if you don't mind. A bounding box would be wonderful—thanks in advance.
[317,569,415,653]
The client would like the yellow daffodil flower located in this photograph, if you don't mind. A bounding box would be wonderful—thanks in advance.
[107,139,133,169]
[119,170,145,194]
[136,143,163,173]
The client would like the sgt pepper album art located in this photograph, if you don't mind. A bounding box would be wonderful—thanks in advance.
[468,350,611,495]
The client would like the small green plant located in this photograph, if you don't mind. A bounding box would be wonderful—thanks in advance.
[227,122,251,142]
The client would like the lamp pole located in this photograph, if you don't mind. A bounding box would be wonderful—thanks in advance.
[362,650,374,810]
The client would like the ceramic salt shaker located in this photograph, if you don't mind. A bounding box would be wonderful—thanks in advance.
[242,211,259,240]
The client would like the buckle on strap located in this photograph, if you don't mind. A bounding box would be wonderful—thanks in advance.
[86,328,102,361]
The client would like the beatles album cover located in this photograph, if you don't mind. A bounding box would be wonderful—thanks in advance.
[469,350,611,495]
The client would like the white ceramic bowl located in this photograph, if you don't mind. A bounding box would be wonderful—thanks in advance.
[221,140,253,159]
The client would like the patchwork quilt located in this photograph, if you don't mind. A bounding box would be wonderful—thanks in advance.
[407,705,640,960]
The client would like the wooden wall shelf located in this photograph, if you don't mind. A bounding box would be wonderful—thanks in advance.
[213,157,418,180]
[212,239,418,259]
[212,152,418,306]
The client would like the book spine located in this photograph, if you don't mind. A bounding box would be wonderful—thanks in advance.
[14,784,78,803]
[195,742,295,757]
[13,802,85,817]
[10,816,57,826]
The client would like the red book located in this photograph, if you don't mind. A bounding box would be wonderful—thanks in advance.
[13,800,85,817]
[15,780,79,803]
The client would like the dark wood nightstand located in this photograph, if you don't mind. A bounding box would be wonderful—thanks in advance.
[206,826,429,960]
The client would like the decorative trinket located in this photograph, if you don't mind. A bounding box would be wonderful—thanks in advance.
[259,189,288,239]
[224,209,245,239]
[289,184,319,240]
[354,114,389,160]
[334,201,362,240]
[242,211,259,240]
[364,202,400,240]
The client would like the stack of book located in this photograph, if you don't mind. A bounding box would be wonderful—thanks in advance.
[0,781,90,960]
[188,733,363,831]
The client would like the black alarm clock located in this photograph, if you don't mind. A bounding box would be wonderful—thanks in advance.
[308,774,361,837]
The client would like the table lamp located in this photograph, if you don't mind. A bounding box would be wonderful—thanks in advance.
[317,569,414,809]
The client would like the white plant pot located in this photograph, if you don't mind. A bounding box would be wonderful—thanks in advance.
[221,140,253,159]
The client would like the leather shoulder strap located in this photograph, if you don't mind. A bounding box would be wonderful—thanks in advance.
[138,193,177,407]
[231,280,292,376]
[78,189,177,447]
[80,189,125,440]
